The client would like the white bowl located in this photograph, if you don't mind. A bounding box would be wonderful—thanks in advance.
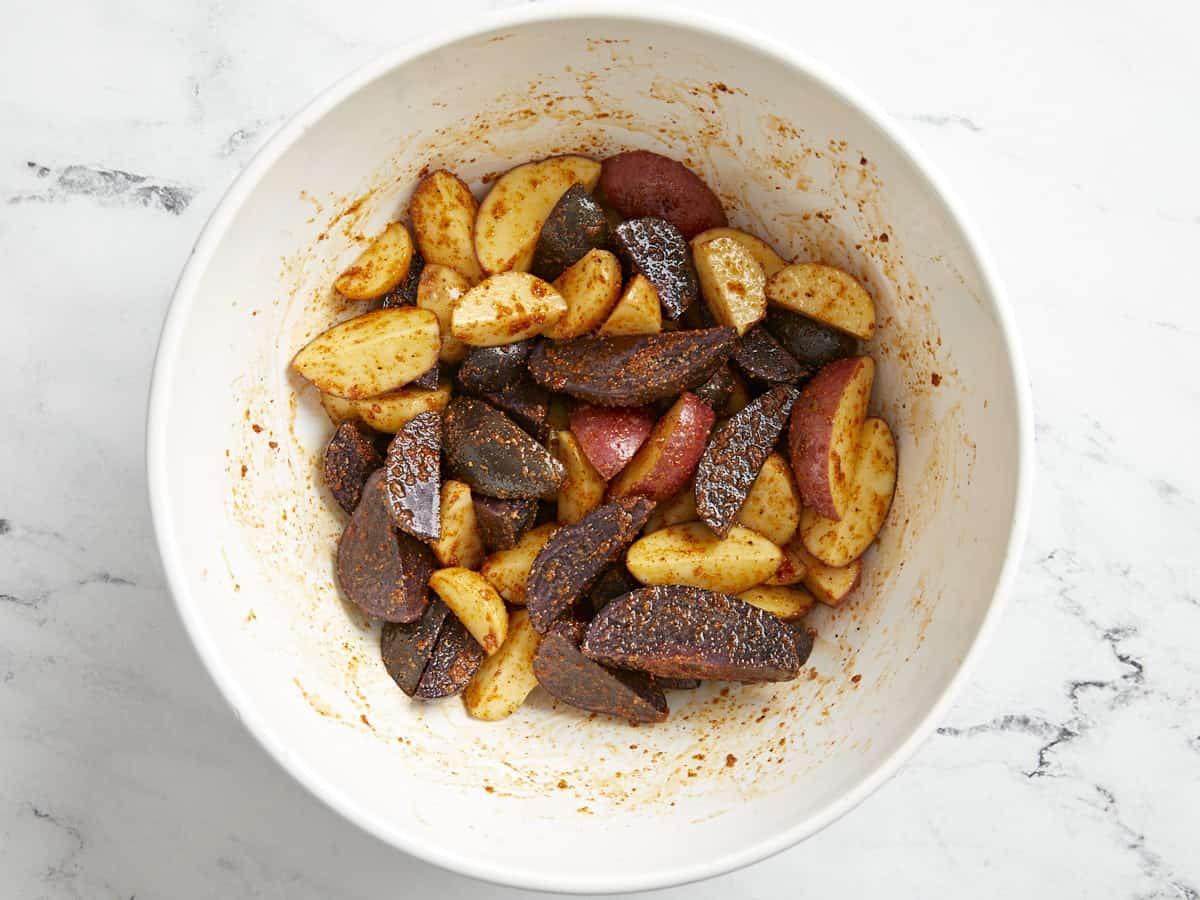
[148,4,1032,893]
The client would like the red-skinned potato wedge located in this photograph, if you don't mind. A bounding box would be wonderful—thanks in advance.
[545,249,623,340]
[766,263,876,340]
[788,356,874,520]
[690,227,787,278]
[734,451,802,545]
[408,170,484,283]
[800,417,897,567]
[787,541,862,605]
[568,404,656,481]
[474,156,602,274]
[599,150,727,239]
[597,275,662,336]
[607,393,715,502]
[551,430,606,525]
[334,222,415,300]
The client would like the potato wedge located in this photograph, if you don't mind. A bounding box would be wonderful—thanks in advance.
[598,274,663,336]
[736,585,815,622]
[430,481,485,570]
[608,393,715,502]
[625,522,782,594]
[545,249,622,340]
[552,430,606,525]
[764,533,810,586]
[450,272,567,346]
[474,155,602,274]
[690,227,787,278]
[462,609,541,720]
[642,485,698,533]
[408,169,484,283]
[343,377,452,432]
[292,307,440,400]
[479,522,559,604]
[735,452,802,545]
[416,264,471,363]
[790,542,863,606]
[800,417,897,566]
[766,263,876,340]
[333,222,416,301]
[694,236,768,336]
[428,567,508,655]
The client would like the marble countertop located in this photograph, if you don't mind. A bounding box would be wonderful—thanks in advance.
[3,0,1198,896]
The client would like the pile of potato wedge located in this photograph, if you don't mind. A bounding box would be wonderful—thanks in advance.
[292,149,897,725]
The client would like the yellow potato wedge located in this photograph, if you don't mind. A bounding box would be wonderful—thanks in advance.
[736,585,815,622]
[331,377,452,432]
[766,263,876,340]
[292,307,440,400]
[479,523,559,604]
[545,249,623,339]
[800,417,896,566]
[416,264,471,363]
[551,430,605,525]
[597,274,663,336]
[764,534,810,586]
[408,169,484,282]
[333,222,416,300]
[735,452,802,545]
[642,485,698,534]
[450,272,567,346]
[462,609,541,720]
[474,155,602,274]
[625,522,782,594]
[428,567,508,656]
[690,227,787,278]
[790,542,863,606]
[694,235,767,335]
[430,481,485,570]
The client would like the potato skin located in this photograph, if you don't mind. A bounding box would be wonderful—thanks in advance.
[479,375,550,439]
[607,393,715,502]
[568,404,656,480]
[472,494,538,552]
[380,600,451,696]
[456,340,534,394]
[691,364,736,415]
[765,308,857,370]
[323,422,382,514]
[383,411,442,541]
[336,471,434,623]
[731,326,807,384]
[413,614,484,699]
[600,150,727,239]
[443,397,566,499]
[582,585,801,682]
[528,327,737,407]
[614,217,698,319]
[381,247,425,307]
[531,184,612,282]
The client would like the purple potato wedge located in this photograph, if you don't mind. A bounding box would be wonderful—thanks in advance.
[381,247,425,307]
[411,362,441,391]
[691,364,736,415]
[323,421,382,514]
[764,308,857,370]
[413,614,484,699]
[336,470,434,622]
[694,384,800,537]
[531,184,612,282]
[651,676,701,691]
[383,411,442,541]
[528,327,736,407]
[582,585,801,682]
[731,326,807,384]
[456,340,535,394]
[614,217,698,319]
[533,620,668,723]
[525,495,656,633]
[472,494,538,552]
[380,599,451,696]
[793,624,815,668]
[481,374,550,439]
[443,397,565,500]
[586,564,640,615]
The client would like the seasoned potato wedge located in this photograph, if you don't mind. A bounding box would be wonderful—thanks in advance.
[764,530,811,586]
[608,393,715,502]
[333,222,416,300]
[545,249,623,339]
[430,481,485,570]
[323,422,382,514]
[790,541,863,605]
[600,151,727,239]
[428,567,509,656]
[568,404,656,481]
[319,392,358,425]
[292,307,440,400]
[735,452,802,545]
[800,417,897,566]
[416,264,471,363]
[625,522,782,594]
[690,227,787,278]
[736,585,815,622]
[642,485,698,533]
[694,236,768,336]
[766,263,876,340]
[474,155,602,274]
[340,377,452,432]
[598,274,663,336]
[408,169,484,282]
[450,272,567,346]
[462,609,541,720]
[479,523,559,604]
[552,430,606,525]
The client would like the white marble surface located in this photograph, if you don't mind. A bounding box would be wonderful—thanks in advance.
[2,0,1198,896]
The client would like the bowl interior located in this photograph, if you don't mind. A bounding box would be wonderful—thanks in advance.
[150,11,1025,892]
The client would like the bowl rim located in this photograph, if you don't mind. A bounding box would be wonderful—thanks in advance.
[146,2,1035,893]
